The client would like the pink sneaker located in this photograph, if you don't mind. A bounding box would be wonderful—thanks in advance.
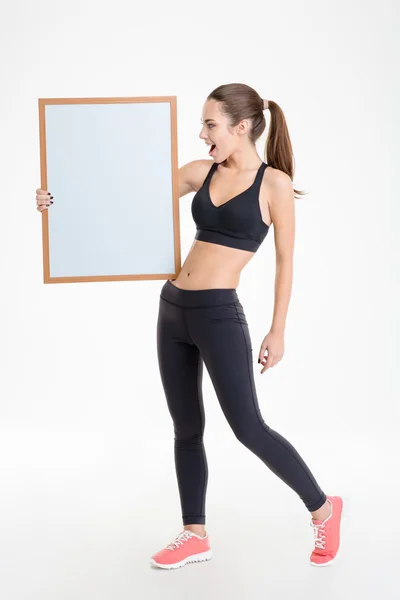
[310,495,344,566]
[150,529,212,569]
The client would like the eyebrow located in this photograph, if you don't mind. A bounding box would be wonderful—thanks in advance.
[200,118,215,123]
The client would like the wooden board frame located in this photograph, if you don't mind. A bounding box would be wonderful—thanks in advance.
[38,95,181,284]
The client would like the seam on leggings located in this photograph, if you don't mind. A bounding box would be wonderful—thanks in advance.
[233,303,324,501]
[195,349,207,521]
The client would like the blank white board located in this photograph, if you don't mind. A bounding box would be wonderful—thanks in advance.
[38,96,181,284]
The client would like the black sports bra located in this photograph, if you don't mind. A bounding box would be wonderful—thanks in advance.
[191,161,270,253]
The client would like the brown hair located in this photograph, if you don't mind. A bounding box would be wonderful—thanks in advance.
[207,83,306,199]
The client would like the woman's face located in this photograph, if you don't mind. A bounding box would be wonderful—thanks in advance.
[199,99,251,162]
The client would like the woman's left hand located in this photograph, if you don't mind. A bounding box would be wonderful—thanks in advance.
[258,330,285,374]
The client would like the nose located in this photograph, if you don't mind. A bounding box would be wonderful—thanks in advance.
[199,126,208,140]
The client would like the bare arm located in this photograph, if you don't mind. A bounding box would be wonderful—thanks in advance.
[257,171,295,372]
[178,160,213,198]
[269,172,296,334]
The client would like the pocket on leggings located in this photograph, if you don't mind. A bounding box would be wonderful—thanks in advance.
[236,302,254,353]
[205,302,254,355]
[206,301,248,326]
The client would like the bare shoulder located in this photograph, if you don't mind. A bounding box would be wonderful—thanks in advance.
[178,159,215,198]
[262,165,293,206]
[263,165,292,188]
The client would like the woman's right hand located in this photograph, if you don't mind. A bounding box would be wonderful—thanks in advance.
[36,189,54,212]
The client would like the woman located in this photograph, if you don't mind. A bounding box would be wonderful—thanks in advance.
[36,83,343,570]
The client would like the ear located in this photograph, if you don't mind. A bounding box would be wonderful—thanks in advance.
[237,118,251,136]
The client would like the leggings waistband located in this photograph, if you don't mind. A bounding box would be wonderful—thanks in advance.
[160,279,239,308]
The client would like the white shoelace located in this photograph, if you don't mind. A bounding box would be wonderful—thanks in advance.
[310,520,327,549]
[165,530,194,551]
[310,500,333,550]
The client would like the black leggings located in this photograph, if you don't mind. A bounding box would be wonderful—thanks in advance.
[157,280,327,525]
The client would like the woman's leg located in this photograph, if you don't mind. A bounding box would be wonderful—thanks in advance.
[186,296,327,513]
[156,293,208,528]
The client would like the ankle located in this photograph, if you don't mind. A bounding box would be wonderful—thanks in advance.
[311,499,332,521]
[184,524,206,537]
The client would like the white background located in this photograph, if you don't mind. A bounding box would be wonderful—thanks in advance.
[0,0,398,598]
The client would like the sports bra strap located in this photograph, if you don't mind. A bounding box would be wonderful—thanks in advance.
[202,160,267,190]
[203,162,218,184]
[254,161,268,185]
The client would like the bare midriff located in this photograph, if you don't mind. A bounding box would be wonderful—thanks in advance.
[169,239,256,290]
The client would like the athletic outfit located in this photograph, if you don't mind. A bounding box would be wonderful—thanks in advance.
[152,160,342,569]
[191,160,270,252]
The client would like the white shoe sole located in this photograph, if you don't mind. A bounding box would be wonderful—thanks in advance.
[150,549,212,569]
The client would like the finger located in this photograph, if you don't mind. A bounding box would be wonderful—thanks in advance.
[266,356,274,368]
[36,189,51,195]
[261,358,274,373]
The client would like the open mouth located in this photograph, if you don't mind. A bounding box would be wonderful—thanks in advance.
[209,144,216,155]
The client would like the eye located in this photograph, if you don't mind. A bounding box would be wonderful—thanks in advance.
[208,124,215,128]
